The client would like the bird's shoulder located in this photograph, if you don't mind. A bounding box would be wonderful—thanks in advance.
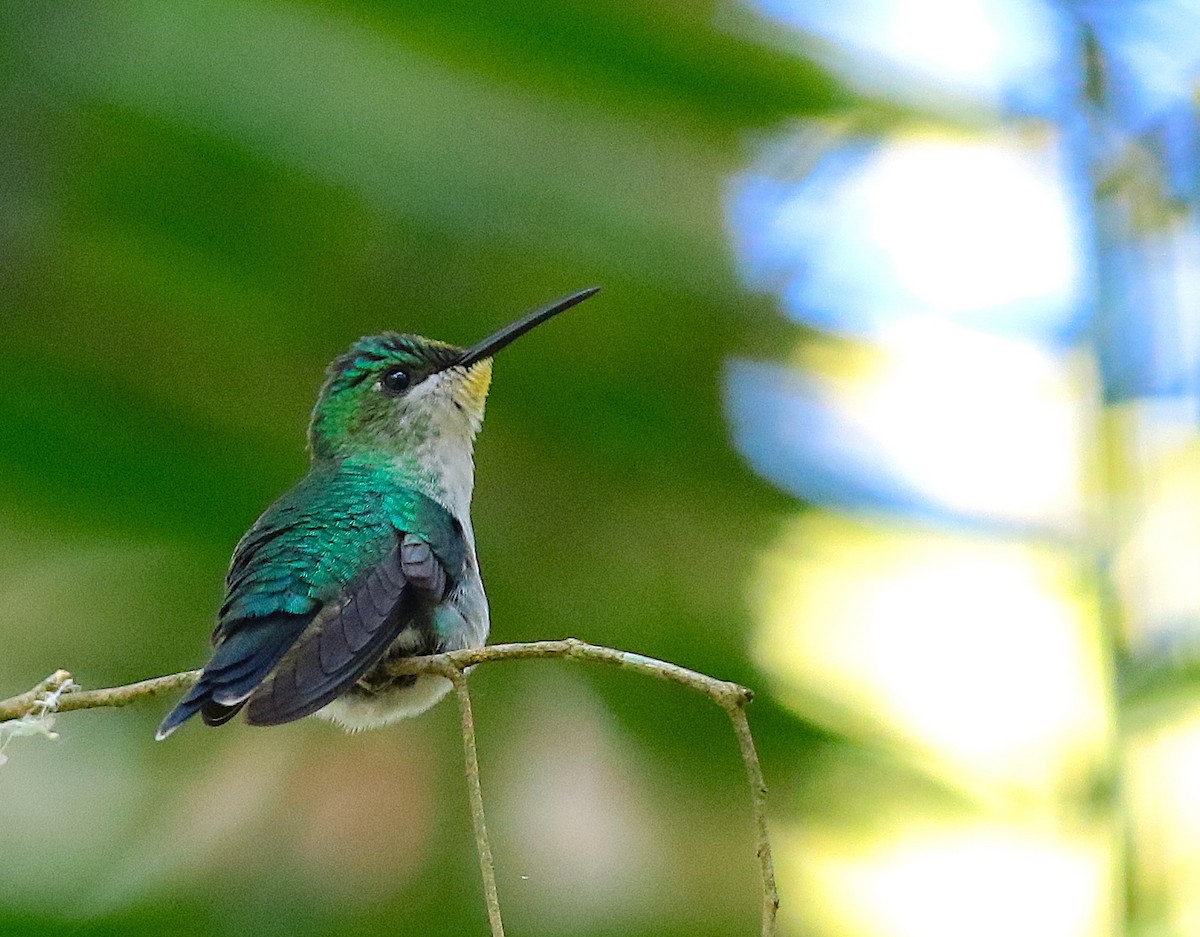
[219,460,466,623]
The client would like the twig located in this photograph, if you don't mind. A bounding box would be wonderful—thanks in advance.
[723,699,780,936]
[0,638,776,936]
[0,669,75,721]
[384,639,756,708]
[447,667,505,937]
[0,669,200,721]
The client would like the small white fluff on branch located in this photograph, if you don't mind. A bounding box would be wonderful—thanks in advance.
[0,638,779,937]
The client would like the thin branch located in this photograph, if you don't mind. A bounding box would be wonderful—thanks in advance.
[0,638,776,937]
[448,667,505,937]
[384,639,756,708]
[11,670,201,720]
[0,669,201,721]
[0,669,76,721]
[723,699,780,936]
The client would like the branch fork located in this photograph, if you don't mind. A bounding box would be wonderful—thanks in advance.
[0,639,778,936]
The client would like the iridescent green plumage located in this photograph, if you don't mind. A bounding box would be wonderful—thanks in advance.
[157,457,466,734]
[157,288,598,738]
[309,334,462,460]
[221,460,464,622]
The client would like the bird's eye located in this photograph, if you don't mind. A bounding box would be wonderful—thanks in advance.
[380,368,411,394]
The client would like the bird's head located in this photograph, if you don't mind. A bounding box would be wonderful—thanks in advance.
[308,288,598,462]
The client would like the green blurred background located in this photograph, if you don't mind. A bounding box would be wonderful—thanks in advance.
[5,1,1200,935]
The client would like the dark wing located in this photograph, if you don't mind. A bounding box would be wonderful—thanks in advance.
[156,470,464,740]
[242,533,447,726]
[154,612,311,736]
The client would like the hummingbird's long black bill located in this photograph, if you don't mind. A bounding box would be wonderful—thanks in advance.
[456,287,600,368]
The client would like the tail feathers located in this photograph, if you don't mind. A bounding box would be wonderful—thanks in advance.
[155,683,213,740]
[155,613,308,740]
[204,622,302,705]
[201,698,248,727]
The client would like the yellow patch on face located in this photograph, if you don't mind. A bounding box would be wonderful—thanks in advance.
[453,359,493,421]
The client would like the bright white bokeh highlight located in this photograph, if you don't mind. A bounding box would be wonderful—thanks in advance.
[857,321,1086,529]
[784,820,1111,937]
[729,132,1085,341]
[726,324,1088,531]
[866,142,1076,317]
[753,515,1110,792]
[744,0,1064,112]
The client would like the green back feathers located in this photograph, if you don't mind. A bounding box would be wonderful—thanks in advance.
[221,460,465,624]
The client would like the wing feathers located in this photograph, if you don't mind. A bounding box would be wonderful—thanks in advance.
[157,477,469,739]
[400,534,447,597]
[364,570,395,617]
[244,547,411,726]
[318,604,357,674]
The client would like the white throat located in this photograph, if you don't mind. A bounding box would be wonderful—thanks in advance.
[405,432,476,520]
[395,369,485,521]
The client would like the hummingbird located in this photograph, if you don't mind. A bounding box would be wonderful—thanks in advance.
[156,287,599,740]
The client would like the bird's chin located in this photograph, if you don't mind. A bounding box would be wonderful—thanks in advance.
[314,674,453,732]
